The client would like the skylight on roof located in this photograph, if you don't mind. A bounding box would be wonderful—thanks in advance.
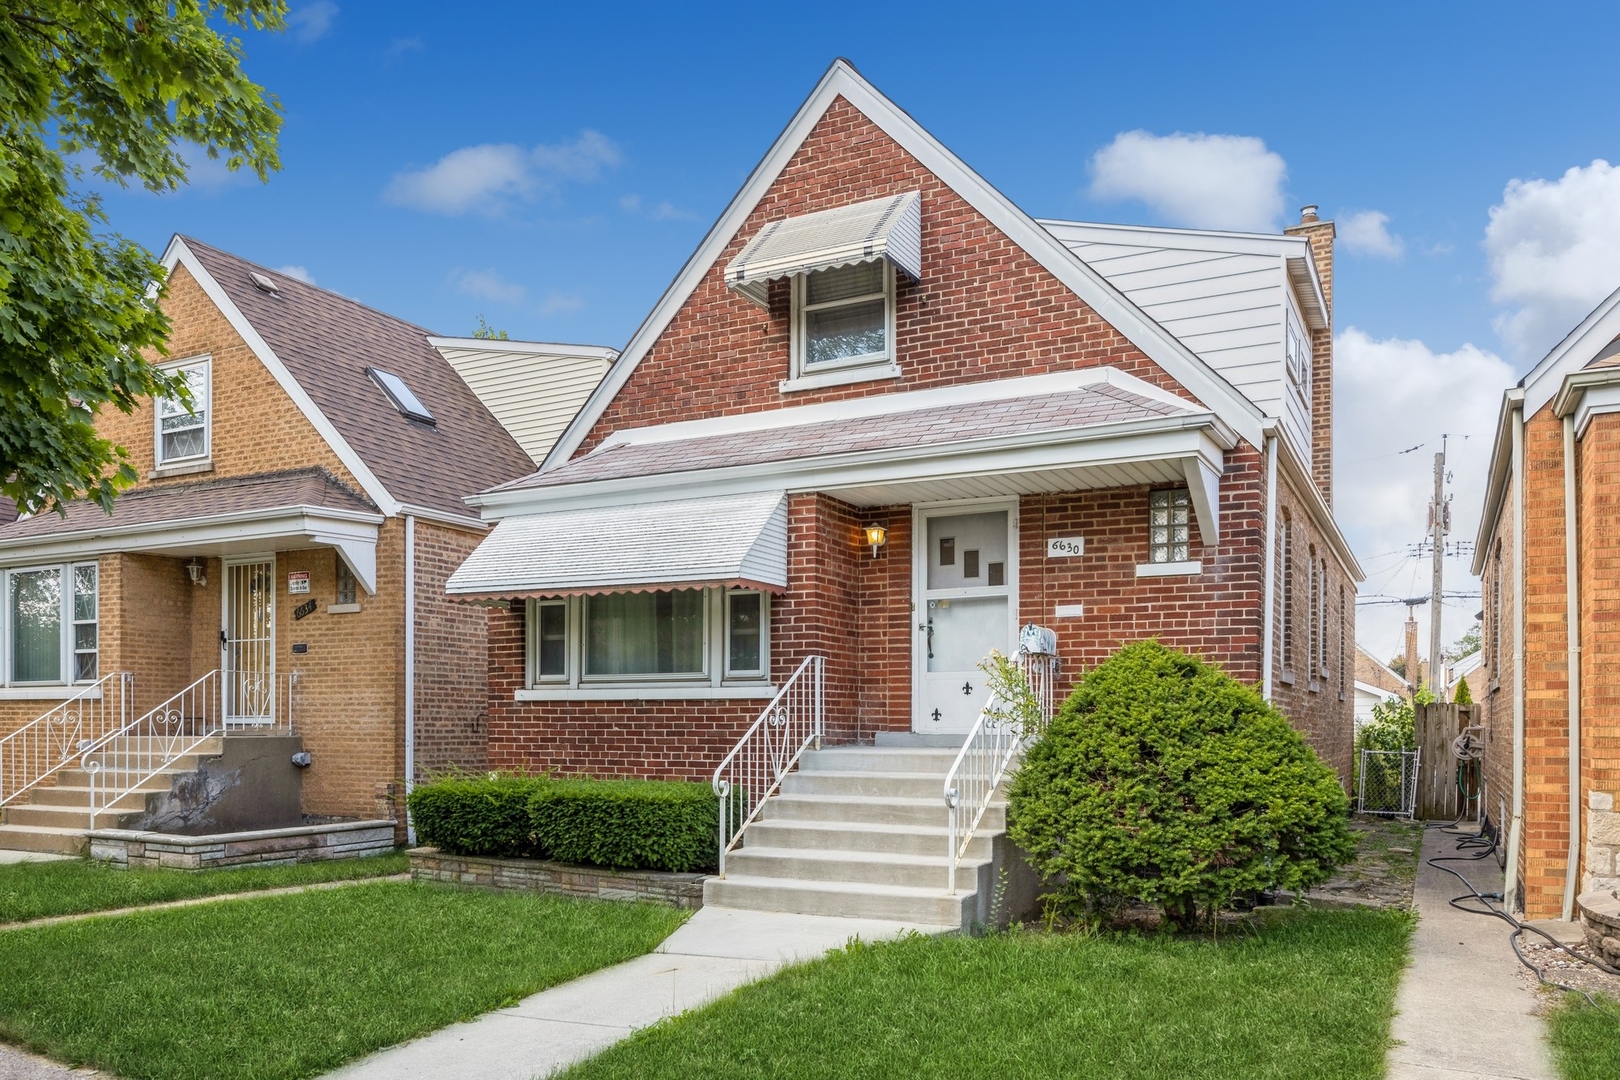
[369,368,435,424]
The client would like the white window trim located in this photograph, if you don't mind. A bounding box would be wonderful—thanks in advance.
[790,262,897,383]
[524,588,772,697]
[154,356,212,467]
[1,561,98,687]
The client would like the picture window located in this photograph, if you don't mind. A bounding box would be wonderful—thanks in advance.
[1,562,97,685]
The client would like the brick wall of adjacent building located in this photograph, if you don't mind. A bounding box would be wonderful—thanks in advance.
[412,521,492,779]
[1578,411,1620,894]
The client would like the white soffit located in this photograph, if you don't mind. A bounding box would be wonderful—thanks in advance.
[446,490,789,598]
[724,191,922,308]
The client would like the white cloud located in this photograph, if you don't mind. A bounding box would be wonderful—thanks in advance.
[385,131,622,216]
[620,193,693,220]
[1334,328,1514,664]
[286,1,339,44]
[175,144,251,192]
[452,268,526,305]
[1485,159,1620,361]
[538,291,584,316]
[1338,210,1403,259]
[276,265,316,284]
[385,36,423,60]
[1089,130,1287,232]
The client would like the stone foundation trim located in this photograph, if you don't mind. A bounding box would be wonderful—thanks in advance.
[409,847,705,910]
[88,819,396,871]
[1576,888,1620,968]
[1585,790,1619,895]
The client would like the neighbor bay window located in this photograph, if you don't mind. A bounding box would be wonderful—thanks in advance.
[3,563,98,686]
[526,587,769,691]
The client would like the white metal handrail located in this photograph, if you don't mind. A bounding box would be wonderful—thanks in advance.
[943,650,1058,894]
[0,673,134,808]
[80,669,297,826]
[712,655,824,877]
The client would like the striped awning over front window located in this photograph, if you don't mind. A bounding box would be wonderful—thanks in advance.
[724,192,922,308]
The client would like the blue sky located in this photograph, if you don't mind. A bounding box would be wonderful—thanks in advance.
[99,0,1620,663]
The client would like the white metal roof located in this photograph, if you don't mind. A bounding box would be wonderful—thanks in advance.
[724,191,922,308]
[445,490,789,599]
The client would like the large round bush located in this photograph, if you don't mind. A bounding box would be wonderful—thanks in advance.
[1007,641,1354,927]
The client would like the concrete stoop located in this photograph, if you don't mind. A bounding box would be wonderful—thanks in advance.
[704,741,1038,929]
[0,735,251,854]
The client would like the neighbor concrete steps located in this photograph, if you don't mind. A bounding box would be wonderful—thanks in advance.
[0,736,225,854]
[704,739,1022,929]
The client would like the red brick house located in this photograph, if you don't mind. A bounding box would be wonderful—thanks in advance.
[447,62,1361,924]
[0,238,607,853]
[1473,283,1620,920]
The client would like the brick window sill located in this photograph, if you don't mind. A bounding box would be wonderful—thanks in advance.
[515,685,778,702]
[1135,560,1202,578]
[150,460,214,480]
[1280,671,1297,686]
[327,604,362,614]
[0,685,101,701]
[779,362,901,394]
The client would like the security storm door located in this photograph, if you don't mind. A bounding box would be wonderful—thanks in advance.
[914,503,1017,735]
[222,557,275,724]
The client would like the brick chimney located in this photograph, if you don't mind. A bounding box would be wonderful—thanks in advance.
[1404,610,1420,696]
[1285,205,1336,505]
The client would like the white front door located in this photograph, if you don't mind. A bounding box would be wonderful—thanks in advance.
[222,557,275,723]
[914,503,1017,735]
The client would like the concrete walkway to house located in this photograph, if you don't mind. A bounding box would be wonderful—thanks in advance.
[327,905,953,1080]
[1386,826,1555,1080]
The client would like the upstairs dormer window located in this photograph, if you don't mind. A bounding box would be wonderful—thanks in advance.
[156,358,211,465]
[793,262,895,377]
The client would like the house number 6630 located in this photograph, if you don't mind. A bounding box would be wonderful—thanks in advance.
[1046,536,1085,558]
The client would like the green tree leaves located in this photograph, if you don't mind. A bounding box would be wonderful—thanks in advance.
[0,2,285,514]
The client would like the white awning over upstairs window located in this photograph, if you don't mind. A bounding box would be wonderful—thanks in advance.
[446,490,789,601]
[724,192,922,308]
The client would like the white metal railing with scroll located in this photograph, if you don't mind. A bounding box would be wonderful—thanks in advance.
[0,673,134,808]
[712,655,824,877]
[80,669,297,826]
[943,648,1059,894]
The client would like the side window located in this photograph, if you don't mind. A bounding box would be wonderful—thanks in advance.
[726,591,766,678]
[1147,488,1192,563]
[335,559,358,606]
[1280,514,1294,675]
[156,359,211,465]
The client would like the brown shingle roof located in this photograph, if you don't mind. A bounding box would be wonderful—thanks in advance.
[181,238,534,520]
[498,382,1191,492]
[0,468,378,543]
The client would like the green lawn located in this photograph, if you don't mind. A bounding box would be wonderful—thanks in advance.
[1548,993,1620,1080]
[0,880,687,1080]
[563,908,1414,1080]
[0,851,410,924]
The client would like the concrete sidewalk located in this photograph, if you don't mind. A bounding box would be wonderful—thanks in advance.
[327,905,953,1080]
[1386,826,1554,1080]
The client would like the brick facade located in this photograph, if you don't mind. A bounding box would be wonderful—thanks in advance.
[484,91,1355,786]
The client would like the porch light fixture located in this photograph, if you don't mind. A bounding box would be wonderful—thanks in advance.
[185,558,207,587]
[864,523,888,558]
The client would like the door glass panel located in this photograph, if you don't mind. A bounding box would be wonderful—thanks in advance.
[927,596,1007,673]
[926,512,1008,590]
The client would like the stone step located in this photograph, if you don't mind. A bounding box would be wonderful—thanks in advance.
[873,732,965,748]
[743,817,992,859]
[3,799,144,831]
[759,792,1005,831]
[0,823,87,855]
[726,845,991,890]
[799,746,960,775]
[703,874,973,927]
[780,770,951,800]
[27,774,174,806]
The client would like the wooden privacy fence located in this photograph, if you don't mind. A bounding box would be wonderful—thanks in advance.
[1415,702,1480,821]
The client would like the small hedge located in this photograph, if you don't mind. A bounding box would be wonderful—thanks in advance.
[407,773,720,873]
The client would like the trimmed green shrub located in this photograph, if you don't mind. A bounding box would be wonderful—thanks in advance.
[1008,641,1355,929]
[407,774,546,857]
[1453,676,1473,705]
[531,779,718,873]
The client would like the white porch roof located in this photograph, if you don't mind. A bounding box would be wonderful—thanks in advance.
[446,490,789,601]
[724,192,922,308]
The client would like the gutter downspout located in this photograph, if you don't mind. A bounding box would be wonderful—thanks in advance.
[1506,403,1527,911]
[1261,427,1279,702]
[404,513,417,846]
[1563,415,1582,921]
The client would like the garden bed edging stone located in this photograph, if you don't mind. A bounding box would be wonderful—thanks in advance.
[409,847,705,909]
[88,819,396,870]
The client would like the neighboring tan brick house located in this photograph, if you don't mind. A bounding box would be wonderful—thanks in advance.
[1474,284,1620,919]
[0,238,587,851]
[449,62,1361,790]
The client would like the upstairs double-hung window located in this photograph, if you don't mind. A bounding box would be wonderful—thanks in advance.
[793,262,894,377]
[155,359,211,465]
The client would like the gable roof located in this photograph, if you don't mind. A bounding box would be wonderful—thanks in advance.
[542,60,1267,470]
[163,237,534,523]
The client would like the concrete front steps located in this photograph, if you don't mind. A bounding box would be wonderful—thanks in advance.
[704,738,1035,929]
[0,737,224,854]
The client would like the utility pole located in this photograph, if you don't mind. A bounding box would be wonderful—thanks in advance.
[1428,436,1449,698]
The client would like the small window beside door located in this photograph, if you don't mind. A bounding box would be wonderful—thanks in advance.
[1136,488,1203,577]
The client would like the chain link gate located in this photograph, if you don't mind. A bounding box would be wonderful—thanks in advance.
[1357,748,1420,818]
